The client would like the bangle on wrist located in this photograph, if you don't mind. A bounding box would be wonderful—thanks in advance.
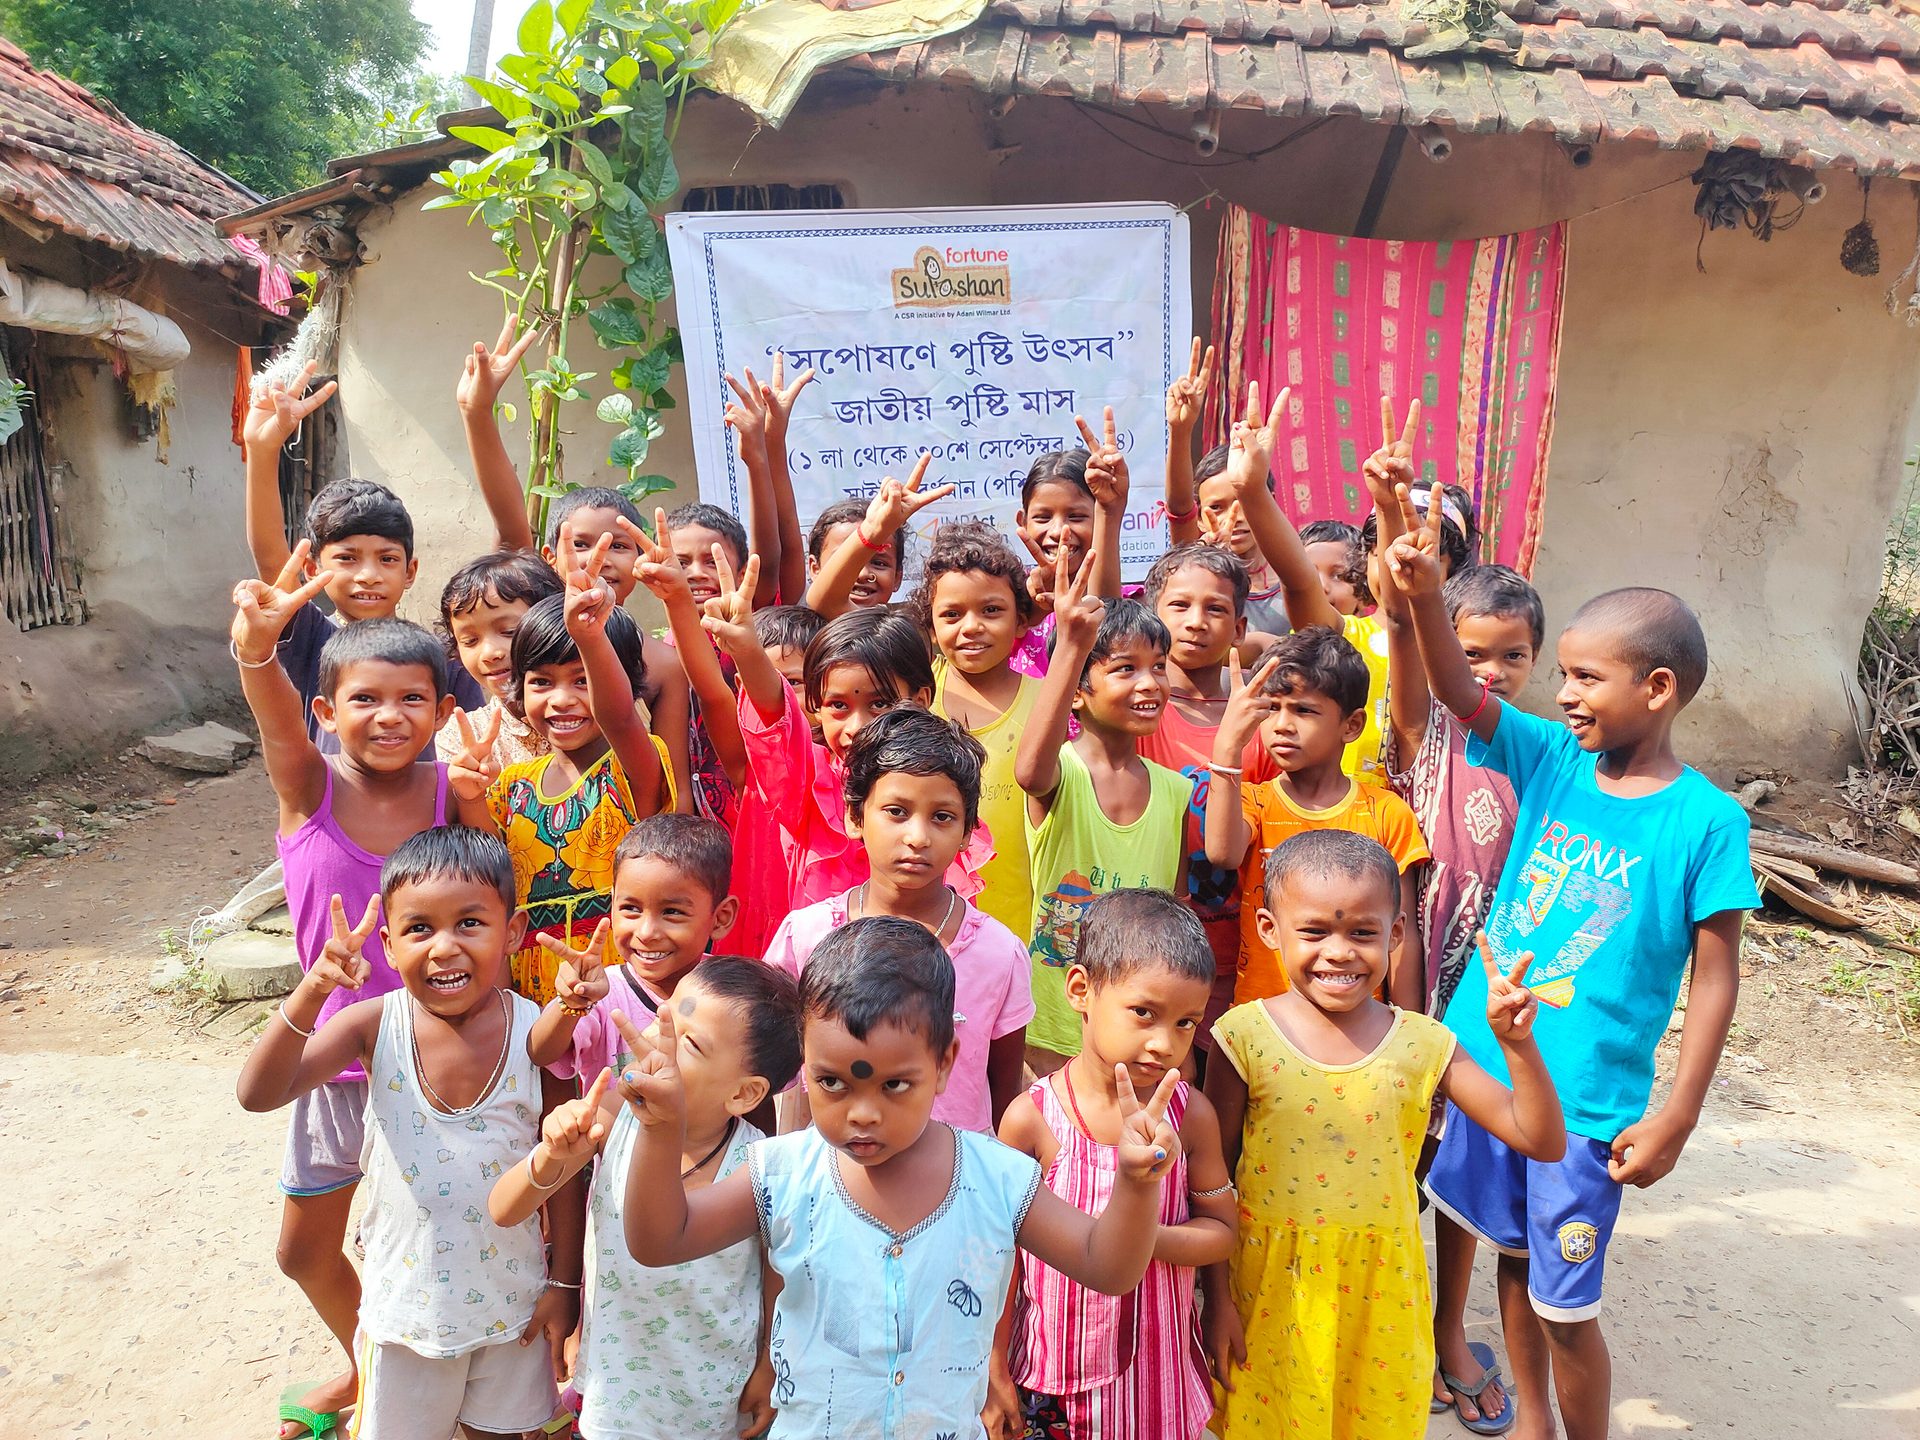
[856,525,889,552]
[1164,501,1198,524]
[526,1150,567,1192]
[1462,676,1494,724]
[277,1004,316,1038]
[231,638,279,670]
[544,1278,582,1290]
[1207,760,1244,777]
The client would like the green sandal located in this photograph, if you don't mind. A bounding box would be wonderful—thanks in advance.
[277,1382,341,1440]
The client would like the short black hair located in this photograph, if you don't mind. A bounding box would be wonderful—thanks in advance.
[910,520,1036,632]
[509,592,645,706]
[306,478,414,556]
[1263,829,1399,916]
[1143,541,1251,615]
[1071,596,1170,689]
[666,502,749,568]
[843,704,986,832]
[755,603,827,655]
[1192,442,1230,487]
[1076,889,1214,988]
[546,486,643,549]
[1445,563,1545,653]
[613,813,732,905]
[381,824,514,909]
[318,618,449,702]
[1568,587,1709,704]
[687,956,803,1093]
[439,550,563,630]
[1300,519,1372,608]
[808,497,907,569]
[1252,626,1368,716]
[800,916,955,1056]
[803,606,934,713]
[1020,448,1090,508]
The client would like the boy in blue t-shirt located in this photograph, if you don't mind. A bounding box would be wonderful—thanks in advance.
[1390,502,1758,1440]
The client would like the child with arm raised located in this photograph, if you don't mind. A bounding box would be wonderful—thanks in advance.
[239,828,583,1440]
[803,454,954,618]
[622,917,1182,1440]
[1000,891,1235,1440]
[491,958,803,1440]
[1203,832,1563,1440]
[1163,338,1215,548]
[1014,552,1194,1070]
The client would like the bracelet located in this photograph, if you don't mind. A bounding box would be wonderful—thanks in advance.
[1462,676,1494,724]
[856,525,888,552]
[1190,1181,1235,1199]
[277,1005,315,1038]
[231,638,278,670]
[558,1001,595,1018]
[544,1278,582,1290]
[525,1151,567,1192]
[1165,501,1198,524]
[1207,761,1244,777]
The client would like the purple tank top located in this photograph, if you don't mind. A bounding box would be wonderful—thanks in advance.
[277,762,449,1082]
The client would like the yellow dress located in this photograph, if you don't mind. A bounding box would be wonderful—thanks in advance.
[932,661,1039,940]
[1210,1001,1454,1440]
[485,738,674,1006]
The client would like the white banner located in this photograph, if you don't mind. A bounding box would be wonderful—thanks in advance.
[666,204,1191,579]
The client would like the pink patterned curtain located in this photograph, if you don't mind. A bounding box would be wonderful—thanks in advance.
[1203,207,1568,574]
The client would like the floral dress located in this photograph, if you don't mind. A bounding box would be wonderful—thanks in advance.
[1209,1001,1454,1440]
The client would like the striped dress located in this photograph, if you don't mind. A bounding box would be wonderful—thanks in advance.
[1009,1075,1213,1440]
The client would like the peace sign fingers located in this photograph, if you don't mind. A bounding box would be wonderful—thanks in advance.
[271,539,314,597]
[1398,396,1422,456]
[1263,385,1291,440]
[1186,334,1204,382]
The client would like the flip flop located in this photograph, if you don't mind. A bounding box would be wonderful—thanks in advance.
[1438,1341,1517,1435]
[277,1382,340,1440]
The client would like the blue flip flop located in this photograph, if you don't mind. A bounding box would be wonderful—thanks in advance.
[1437,1341,1517,1435]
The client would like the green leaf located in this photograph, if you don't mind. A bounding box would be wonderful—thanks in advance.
[624,249,674,304]
[601,199,654,264]
[498,53,543,87]
[621,474,675,505]
[497,401,518,425]
[638,145,679,207]
[518,0,555,54]
[557,0,592,37]
[529,481,576,499]
[587,299,648,347]
[606,54,641,89]
[540,81,582,113]
[468,77,533,121]
[422,194,464,211]
[625,347,672,397]
[626,78,667,136]
[609,426,652,470]
[575,138,615,187]
[596,392,635,424]
[448,124,517,153]
[601,182,630,212]
[575,67,608,95]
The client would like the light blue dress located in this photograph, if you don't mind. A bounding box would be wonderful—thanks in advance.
[748,1125,1043,1440]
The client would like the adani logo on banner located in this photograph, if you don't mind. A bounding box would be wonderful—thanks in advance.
[892,245,1012,309]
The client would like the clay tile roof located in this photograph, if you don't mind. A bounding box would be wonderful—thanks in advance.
[836,0,1920,175]
[0,36,265,270]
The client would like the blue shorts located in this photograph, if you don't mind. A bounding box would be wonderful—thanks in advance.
[1424,1101,1622,1322]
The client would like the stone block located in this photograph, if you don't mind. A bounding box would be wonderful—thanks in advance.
[202,929,301,1001]
[141,721,256,775]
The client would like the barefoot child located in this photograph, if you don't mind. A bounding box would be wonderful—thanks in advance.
[763,706,1033,1132]
[1391,516,1759,1440]
[913,520,1041,937]
[230,546,460,1438]
[1001,890,1236,1440]
[490,958,804,1440]
[523,813,740,1080]
[238,827,582,1440]
[621,916,1183,1439]
[1203,831,1565,1440]
[1015,552,1193,1069]
[459,540,672,1007]
[1203,629,1429,1012]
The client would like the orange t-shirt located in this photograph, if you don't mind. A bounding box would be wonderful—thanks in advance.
[1234,777,1430,1004]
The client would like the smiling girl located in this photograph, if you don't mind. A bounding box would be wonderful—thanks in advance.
[435,551,564,772]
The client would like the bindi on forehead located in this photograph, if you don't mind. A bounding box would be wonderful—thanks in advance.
[850,1059,874,1080]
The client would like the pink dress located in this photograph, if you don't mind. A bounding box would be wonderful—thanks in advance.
[736,679,991,910]
[1010,1076,1212,1440]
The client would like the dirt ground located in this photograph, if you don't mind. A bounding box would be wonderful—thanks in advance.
[1,760,1917,1439]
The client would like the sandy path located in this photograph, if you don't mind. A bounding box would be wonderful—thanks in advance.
[1,763,1915,1439]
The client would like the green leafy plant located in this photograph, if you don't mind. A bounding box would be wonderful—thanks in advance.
[427,0,741,535]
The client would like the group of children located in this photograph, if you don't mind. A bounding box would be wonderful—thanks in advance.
[235,327,1758,1440]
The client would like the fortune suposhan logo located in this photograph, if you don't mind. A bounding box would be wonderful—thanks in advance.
[892,245,1012,309]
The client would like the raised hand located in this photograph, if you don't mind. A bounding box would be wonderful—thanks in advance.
[611,1006,686,1131]
[231,540,336,660]
[861,453,955,543]
[447,707,503,802]
[724,367,771,459]
[699,548,764,661]
[308,894,379,995]
[1201,497,1247,551]
[1227,380,1292,492]
[1382,483,1448,600]
[1076,407,1130,510]
[457,316,540,417]
[1219,649,1282,752]
[539,1066,615,1166]
[1051,546,1105,654]
[1114,1064,1182,1184]
[760,350,815,447]
[631,508,693,607]
[539,919,611,1014]
[1475,930,1539,1042]
[1362,394,1421,512]
[242,360,336,454]
[560,524,616,635]
[1166,337,1215,433]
